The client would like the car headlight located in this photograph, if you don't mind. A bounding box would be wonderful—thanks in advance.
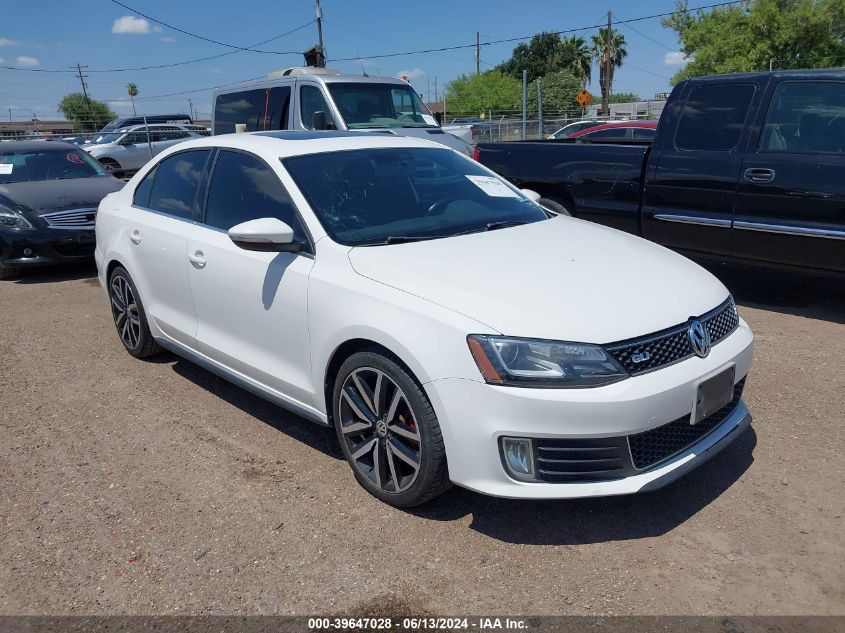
[0,204,34,230]
[467,335,628,388]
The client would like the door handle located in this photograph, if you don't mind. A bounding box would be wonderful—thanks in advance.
[129,230,141,245]
[743,168,776,184]
[188,251,206,269]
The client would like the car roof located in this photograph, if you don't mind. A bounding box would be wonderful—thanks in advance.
[153,130,447,159]
[0,140,79,151]
[213,72,410,96]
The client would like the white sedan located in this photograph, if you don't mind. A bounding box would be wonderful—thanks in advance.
[94,131,754,507]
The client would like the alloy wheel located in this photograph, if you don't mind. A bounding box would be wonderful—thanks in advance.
[338,367,421,494]
[110,275,141,349]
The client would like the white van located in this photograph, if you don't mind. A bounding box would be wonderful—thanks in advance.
[211,67,471,155]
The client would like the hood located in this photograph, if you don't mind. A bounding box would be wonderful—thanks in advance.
[0,177,125,214]
[357,127,471,154]
[348,216,730,344]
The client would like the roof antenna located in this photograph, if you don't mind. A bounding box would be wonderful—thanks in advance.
[357,53,368,77]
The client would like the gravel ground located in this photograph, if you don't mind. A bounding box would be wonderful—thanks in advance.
[0,263,842,616]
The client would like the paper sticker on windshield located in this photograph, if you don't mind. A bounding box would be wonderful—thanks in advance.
[422,114,438,126]
[465,175,520,198]
[0,164,12,175]
[66,152,85,164]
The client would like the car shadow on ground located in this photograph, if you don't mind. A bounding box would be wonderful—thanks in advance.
[8,262,98,284]
[701,263,845,325]
[168,357,344,461]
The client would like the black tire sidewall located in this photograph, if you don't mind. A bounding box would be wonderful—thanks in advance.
[332,350,448,507]
[108,266,158,358]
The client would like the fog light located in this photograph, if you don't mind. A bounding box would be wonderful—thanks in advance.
[23,248,32,257]
[501,437,534,479]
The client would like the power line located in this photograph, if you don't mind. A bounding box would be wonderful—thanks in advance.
[106,0,307,55]
[621,23,681,53]
[330,0,744,61]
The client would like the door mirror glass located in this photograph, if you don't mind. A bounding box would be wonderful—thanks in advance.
[312,111,331,130]
[228,217,302,252]
[520,188,542,202]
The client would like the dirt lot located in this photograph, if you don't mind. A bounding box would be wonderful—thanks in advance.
[0,263,843,616]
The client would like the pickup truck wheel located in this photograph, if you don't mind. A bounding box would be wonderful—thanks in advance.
[538,197,572,217]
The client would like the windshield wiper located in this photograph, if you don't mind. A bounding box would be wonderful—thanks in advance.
[366,235,445,245]
[484,220,529,231]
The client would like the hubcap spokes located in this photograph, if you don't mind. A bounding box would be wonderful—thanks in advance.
[339,368,421,494]
[110,276,141,349]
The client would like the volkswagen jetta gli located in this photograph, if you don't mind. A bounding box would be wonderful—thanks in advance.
[95,131,754,507]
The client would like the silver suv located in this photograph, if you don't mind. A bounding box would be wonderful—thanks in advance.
[82,123,210,175]
[212,67,471,155]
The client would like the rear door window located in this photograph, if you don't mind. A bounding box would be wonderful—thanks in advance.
[674,83,756,151]
[213,87,291,135]
[759,81,845,153]
[147,150,212,219]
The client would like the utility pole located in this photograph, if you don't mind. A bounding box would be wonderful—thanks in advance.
[188,98,194,121]
[476,31,480,76]
[74,63,90,101]
[315,0,325,66]
[522,69,527,140]
[7,108,11,122]
[434,77,438,104]
[602,11,612,116]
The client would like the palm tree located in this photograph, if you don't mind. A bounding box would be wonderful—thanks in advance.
[126,83,139,116]
[591,28,627,114]
[560,36,592,89]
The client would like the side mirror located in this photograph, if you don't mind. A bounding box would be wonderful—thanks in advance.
[520,188,542,203]
[228,218,303,253]
[312,110,334,130]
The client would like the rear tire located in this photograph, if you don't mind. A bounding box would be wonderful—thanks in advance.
[108,266,161,358]
[332,350,451,507]
[538,197,572,216]
[0,266,21,280]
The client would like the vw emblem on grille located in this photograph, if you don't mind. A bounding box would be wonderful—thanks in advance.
[688,320,711,358]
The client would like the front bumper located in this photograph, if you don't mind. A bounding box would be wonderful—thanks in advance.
[426,319,754,499]
[0,228,96,268]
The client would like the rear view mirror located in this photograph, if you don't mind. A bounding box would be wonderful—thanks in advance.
[228,218,302,253]
[312,111,334,130]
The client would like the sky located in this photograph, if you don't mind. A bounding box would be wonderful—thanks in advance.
[0,0,695,121]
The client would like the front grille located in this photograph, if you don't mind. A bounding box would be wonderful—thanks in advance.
[41,208,97,230]
[628,378,746,470]
[534,436,630,482]
[605,298,739,375]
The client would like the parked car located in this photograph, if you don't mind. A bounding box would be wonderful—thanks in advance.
[98,114,193,134]
[96,131,753,507]
[61,136,92,146]
[475,69,845,278]
[212,67,472,155]
[568,120,658,140]
[548,119,624,139]
[0,140,124,279]
[82,123,208,176]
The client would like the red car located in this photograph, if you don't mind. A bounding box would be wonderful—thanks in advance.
[569,120,658,141]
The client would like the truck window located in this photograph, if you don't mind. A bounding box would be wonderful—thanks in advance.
[214,87,291,135]
[300,85,333,130]
[674,83,755,151]
[759,81,845,154]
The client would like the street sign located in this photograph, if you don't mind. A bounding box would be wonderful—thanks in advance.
[575,90,593,107]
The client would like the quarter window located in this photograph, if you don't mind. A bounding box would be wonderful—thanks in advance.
[133,166,156,207]
[759,81,845,153]
[204,150,306,242]
[675,83,755,151]
[147,150,211,219]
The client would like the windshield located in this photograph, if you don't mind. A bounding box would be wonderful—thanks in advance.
[283,147,547,246]
[86,132,127,145]
[327,83,437,129]
[0,148,107,183]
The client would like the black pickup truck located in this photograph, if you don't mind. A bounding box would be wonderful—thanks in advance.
[475,69,845,277]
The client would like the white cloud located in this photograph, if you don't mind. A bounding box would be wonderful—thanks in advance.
[160,36,175,43]
[395,68,425,81]
[109,100,132,107]
[112,15,153,34]
[16,56,39,67]
[664,51,690,66]
[0,38,18,46]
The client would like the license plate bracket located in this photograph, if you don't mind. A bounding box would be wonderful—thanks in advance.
[692,365,735,425]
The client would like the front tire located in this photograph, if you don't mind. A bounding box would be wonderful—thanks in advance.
[108,266,161,358]
[332,351,451,507]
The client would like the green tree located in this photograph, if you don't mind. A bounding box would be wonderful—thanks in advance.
[529,71,581,115]
[445,71,521,116]
[591,27,628,114]
[559,36,593,88]
[127,82,139,116]
[499,32,565,83]
[610,92,641,103]
[662,0,845,84]
[58,93,116,132]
